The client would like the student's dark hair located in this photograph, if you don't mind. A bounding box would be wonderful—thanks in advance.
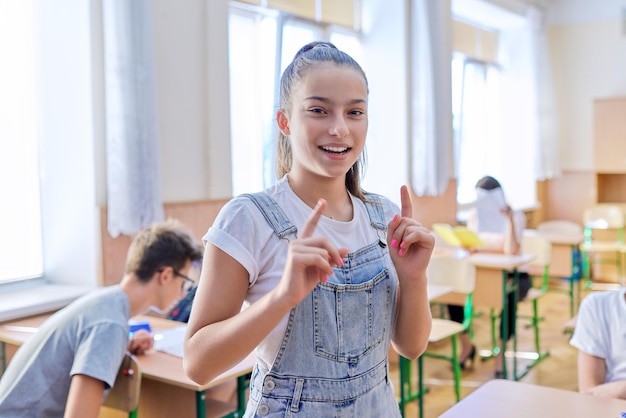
[475,175,502,191]
[125,219,203,282]
[276,41,369,200]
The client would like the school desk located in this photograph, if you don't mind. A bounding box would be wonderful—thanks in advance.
[525,228,585,316]
[431,250,536,381]
[438,379,626,418]
[0,313,254,418]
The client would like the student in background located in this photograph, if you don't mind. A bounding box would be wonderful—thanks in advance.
[570,288,626,399]
[184,41,434,416]
[447,175,530,377]
[0,220,203,418]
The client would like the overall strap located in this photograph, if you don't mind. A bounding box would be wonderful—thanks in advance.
[362,193,388,231]
[241,192,297,239]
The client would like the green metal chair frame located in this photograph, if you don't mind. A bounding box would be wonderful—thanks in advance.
[398,256,476,418]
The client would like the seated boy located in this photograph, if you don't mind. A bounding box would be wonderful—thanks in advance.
[0,219,202,417]
[570,287,626,399]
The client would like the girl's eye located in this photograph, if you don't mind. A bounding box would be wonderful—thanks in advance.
[309,108,325,114]
[349,109,365,116]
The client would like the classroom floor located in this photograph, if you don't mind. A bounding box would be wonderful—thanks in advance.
[389,277,592,418]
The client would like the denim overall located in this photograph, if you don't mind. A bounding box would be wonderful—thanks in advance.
[242,192,401,418]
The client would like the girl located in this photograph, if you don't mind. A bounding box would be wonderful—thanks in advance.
[184,42,434,416]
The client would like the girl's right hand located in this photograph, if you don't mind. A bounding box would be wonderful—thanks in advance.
[276,198,349,308]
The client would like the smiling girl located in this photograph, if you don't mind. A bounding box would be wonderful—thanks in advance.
[184,42,434,417]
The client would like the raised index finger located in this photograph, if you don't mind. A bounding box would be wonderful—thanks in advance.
[300,198,327,239]
[400,185,413,218]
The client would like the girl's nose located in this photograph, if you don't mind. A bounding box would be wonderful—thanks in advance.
[329,117,349,138]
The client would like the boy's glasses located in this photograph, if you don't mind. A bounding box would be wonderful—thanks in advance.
[174,270,196,293]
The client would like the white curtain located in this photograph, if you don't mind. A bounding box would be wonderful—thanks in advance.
[409,0,453,196]
[102,0,163,237]
[534,8,560,179]
[495,6,548,209]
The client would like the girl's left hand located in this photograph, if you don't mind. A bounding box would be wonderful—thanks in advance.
[387,185,435,283]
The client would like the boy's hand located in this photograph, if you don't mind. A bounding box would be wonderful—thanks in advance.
[128,329,154,355]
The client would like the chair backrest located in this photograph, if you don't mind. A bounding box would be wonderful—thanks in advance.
[537,220,583,235]
[522,234,552,268]
[426,255,476,294]
[103,353,141,413]
[583,204,624,229]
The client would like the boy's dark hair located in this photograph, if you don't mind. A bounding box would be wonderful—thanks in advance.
[125,219,203,282]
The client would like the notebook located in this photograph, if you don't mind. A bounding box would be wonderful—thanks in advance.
[432,223,485,249]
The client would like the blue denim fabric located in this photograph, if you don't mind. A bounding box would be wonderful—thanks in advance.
[242,193,401,417]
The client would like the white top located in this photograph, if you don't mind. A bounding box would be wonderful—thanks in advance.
[570,288,626,384]
[204,176,398,370]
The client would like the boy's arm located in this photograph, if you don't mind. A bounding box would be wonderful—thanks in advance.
[64,374,105,418]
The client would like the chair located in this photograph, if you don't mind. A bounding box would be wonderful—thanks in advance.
[519,233,552,361]
[536,220,584,316]
[397,255,475,418]
[103,353,141,418]
[579,204,624,289]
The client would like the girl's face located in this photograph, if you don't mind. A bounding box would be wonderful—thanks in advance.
[278,63,368,181]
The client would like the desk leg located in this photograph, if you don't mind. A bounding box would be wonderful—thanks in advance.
[196,390,206,418]
[398,355,427,418]
[1,342,5,373]
[418,356,424,418]
[512,269,519,381]
[500,269,508,380]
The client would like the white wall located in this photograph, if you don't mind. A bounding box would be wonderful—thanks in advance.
[547,0,626,170]
[361,0,409,207]
[150,0,232,202]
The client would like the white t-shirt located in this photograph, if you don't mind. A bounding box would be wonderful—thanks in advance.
[570,288,626,384]
[204,176,398,370]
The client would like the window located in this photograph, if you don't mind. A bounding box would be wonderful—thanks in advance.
[452,53,502,206]
[228,2,361,195]
[451,3,538,213]
[0,0,44,284]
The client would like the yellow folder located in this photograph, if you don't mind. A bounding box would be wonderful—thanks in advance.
[432,223,485,249]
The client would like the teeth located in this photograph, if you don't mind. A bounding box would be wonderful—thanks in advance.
[321,146,348,153]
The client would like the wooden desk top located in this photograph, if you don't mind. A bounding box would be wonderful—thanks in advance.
[439,379,626,418]
[525,228,585,246]
[135,315,255,391]
[466,253,535,270]
[433,248,535,270]
[0,313,255,393]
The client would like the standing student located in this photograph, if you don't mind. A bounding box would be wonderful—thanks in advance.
[0,220,203,418]
[570,288,626,399]
[447,175,531,377]
[184,42,434,416]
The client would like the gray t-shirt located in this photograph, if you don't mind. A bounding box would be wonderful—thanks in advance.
[0,286,130,417]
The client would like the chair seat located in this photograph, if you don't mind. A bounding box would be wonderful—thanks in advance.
[580,241,624,252]
[429,318,465,342]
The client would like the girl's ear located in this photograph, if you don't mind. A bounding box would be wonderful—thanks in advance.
[276,110,291,136]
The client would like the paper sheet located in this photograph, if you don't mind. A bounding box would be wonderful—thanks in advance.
[153,325,187,358]
[475,188,508,234]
